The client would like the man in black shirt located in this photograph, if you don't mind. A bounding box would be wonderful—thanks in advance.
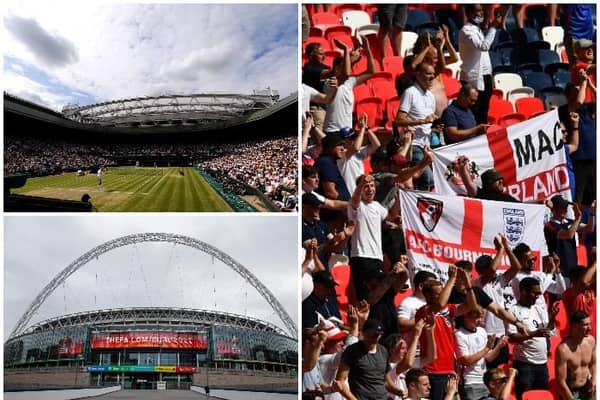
[336,319,405,400]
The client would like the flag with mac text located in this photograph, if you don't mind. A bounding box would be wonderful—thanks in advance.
[400,190,547,283]
[432,109,571,202]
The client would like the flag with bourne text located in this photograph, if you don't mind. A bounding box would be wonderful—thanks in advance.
[432,109,571,202]
[400,190,547,283]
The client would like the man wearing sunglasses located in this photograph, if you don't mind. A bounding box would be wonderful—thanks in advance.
[480,367,517,400]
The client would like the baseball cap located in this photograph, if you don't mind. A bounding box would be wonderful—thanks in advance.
[339,127,356,138]
[362,318,384,335]
[481,168,503,184]
[312,270,338,288]
[302,192,324,207]
[575,39,594,50]
[315,313,348,342]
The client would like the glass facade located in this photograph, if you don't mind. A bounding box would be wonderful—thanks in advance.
[5,323,297,373]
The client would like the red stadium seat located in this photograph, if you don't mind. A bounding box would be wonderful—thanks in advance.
[368,71,394,83]
[332,3,364,19]
[355,97,384,130]
[515,97,545,119]
[499,112,527,127]
[353,83,373,102]
[351,55,382,75]
[492,88,504,100]
[308,26,324,37]
[443,76,461,99]
[311,12,340,31]
[324,25,353,41]
[522,390,554,400]
[371,80,396,101]
[382,56,405,78]
[385,96,400,131]
[363,32,393,62]
[488,97,515,124]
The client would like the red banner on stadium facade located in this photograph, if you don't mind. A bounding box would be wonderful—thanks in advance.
[91,332,207,349]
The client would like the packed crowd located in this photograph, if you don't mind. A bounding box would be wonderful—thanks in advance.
[198,136,297,208]
[301,4,595,400]
[4,135,298,209]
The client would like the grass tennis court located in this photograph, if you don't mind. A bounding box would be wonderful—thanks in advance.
[12,167,233,212]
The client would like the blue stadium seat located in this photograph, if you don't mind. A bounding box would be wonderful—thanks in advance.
[516,63,542,76]
[552,69,571,89]
[511,48,538,71]
[538,49,561,71]
[522,72,554,96]
[511,27,541,45]
[545,62,570,77]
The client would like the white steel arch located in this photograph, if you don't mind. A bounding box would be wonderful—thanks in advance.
[9,233,296,339]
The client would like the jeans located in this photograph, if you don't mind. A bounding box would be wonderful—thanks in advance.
[412,145,433,191]
[513,360,548,400]
[428,374,450,400]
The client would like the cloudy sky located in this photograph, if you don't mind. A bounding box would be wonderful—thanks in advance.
[4,215,298,339]
[3,3,298,111]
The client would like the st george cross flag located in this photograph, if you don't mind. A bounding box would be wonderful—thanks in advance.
[399,190,547,283]
[432,109,571,202]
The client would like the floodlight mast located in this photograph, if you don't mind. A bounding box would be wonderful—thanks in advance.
[9,233,296,340]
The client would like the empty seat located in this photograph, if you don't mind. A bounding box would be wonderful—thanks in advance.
[522,71,554,96]
[382,56,405,77]
[371,80,397,100]
[545,62,570,76]
[494,73,524,99]
[351,56,382,75]
[355,97,384,129]
[385,96,401,131]
[401,31,419,57]
[499,112,527,127]
[333,4,363,19]
[538,49,561,71]
[552,68,571,89]
[444,60,462,79]
[311,12,340,31]
[488,97,515,123]
[353,84,372,102]
[511,27,541,45]
[342,10,371,35]
[543,93,567,110]
[356,24,380,38]
[507,86,535,106]
[522,390,554,400]
[443,76,461,99]
[515,97,545,119]
[542,26,564,50]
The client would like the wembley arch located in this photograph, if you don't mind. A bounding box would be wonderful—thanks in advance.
[9,232,297,339]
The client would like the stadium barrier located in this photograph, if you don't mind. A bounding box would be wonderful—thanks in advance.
[195,168,257,212]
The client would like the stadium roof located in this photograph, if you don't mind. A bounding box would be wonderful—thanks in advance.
[15,307,289,338]
[4,90,297,134]
[61,89,280,128]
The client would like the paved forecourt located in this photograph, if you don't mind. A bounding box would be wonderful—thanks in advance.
[90,390,219,399]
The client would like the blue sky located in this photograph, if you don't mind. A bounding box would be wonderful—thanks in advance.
[3,3,298,111]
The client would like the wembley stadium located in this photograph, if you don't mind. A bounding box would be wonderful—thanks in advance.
[4,231,298,391]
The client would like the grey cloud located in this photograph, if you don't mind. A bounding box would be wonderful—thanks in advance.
[4,14,78,67]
